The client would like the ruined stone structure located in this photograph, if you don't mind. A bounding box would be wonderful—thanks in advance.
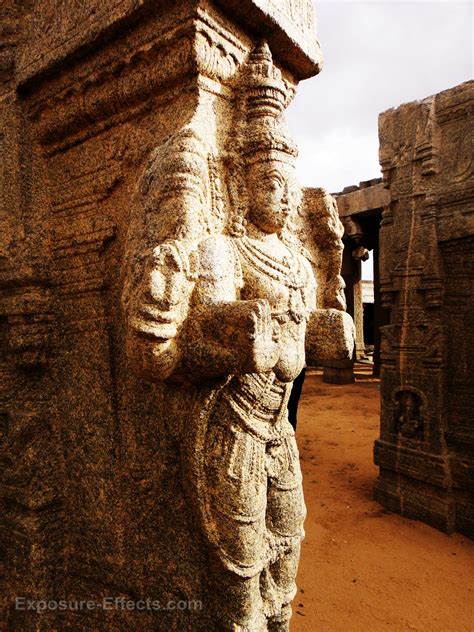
[374,81,474,537]
[0,2,354,630]
[336,179,390,378]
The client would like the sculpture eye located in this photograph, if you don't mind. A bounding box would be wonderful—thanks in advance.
[267,176,283,190]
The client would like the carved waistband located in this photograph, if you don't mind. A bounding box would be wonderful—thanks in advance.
[218,372,292,441]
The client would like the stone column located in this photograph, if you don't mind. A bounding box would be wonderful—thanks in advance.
[1,6,60,630]
[322,243,356,384]
[1,2,355,630]
[374,81,474,537]
[352,256,366,360]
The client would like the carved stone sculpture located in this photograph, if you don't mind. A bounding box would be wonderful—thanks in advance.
[122,42,354,631]
[1,2,354,629]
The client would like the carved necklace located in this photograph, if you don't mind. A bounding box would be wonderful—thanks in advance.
[235,236,307,324]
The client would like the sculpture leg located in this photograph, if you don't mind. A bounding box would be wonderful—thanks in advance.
[265,433,306,627]
[205,419,268,630]
[216,567,266,631]
[266,542,301,631]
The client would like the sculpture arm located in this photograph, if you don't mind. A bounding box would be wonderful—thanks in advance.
[316,246,347,311]
[124,236,279,383]
[300,231,354,364]
[305,308,355,366]
[180,236,279,381]
[301,188,346,310]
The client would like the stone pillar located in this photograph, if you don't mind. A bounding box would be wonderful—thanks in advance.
[322,359,355,385]
[1,2,354,630]
[353,258,365,359]
[374,81,474,537]
[340,222,366,360]
[1,6,60,630]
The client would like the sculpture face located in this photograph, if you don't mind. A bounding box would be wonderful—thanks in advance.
[247,159,295,233]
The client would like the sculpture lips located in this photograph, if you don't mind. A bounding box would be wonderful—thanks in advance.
[131,317,178,341]
[140,305,180,323]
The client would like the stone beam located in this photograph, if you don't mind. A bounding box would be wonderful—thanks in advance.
[16,0,322,88]
[336,180,390,218]
[214,0,323,78]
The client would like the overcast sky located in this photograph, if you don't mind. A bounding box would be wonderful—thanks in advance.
[286,0,473,194]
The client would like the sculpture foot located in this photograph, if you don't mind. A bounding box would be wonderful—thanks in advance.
[267,604,291,632]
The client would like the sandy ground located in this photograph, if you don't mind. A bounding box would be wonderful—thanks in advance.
[292,366,474,632]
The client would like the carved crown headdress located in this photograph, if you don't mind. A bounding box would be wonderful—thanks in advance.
[239,41,298,163]
[243,40,288,119]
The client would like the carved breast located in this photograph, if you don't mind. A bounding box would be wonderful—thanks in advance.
[233,236,310,382]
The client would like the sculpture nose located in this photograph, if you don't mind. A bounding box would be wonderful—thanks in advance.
[148,266,184,309]
[165,278,183,307]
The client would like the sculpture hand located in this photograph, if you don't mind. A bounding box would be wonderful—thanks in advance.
[186,298,280,378]
[243,299,280,373]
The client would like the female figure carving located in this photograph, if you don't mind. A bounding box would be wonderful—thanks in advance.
[122,42,352,632]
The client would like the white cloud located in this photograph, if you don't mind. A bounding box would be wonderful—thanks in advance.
[287,1,473,190]
[295,127,382,193]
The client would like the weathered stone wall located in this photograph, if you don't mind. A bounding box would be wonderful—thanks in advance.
[1,2,352,630]
[374,81,474,537]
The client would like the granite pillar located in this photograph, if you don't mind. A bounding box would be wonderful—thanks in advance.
[0,2,356,629]
[374,81,474,537]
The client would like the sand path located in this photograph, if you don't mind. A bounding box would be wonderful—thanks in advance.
[293,367,473,632]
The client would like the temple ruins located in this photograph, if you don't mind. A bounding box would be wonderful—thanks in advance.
[330,81,473,537]
[333,82,474,537]
[374,81,473,537]
[1,1,472,629]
